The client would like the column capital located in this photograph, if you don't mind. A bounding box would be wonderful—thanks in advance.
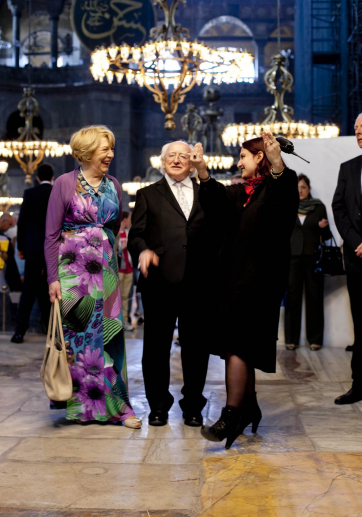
[7,0,26,16]
[46,0,66,20]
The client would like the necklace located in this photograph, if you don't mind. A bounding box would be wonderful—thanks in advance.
[80,168,103,189]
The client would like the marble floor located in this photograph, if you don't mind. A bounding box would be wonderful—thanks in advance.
[0,330,362,516]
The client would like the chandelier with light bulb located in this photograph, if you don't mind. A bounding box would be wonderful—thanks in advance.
[90,0,254,130]
[0,1,71,184]
[222,53,340,146]
[0,88,71,183]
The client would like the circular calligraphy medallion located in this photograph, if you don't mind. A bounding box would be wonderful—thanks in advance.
[71,0,157,53]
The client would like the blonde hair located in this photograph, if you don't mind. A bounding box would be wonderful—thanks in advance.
[70,125,115,163]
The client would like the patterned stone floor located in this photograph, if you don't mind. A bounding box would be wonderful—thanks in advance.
[0,329,362,516]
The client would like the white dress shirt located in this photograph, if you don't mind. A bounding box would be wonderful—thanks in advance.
[165,173,194,213]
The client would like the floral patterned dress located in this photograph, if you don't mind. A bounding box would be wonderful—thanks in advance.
[51,170,135,422]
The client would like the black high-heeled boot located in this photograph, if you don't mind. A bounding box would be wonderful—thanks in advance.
[201,405,241,446]
[223,393,262,449]
[239,392,262,435]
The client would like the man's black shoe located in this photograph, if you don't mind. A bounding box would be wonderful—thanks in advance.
[183,412,203,427]
[11,334,23,344]
[345,345,354,352]
[148,410,168,426]
[335,388,362,405]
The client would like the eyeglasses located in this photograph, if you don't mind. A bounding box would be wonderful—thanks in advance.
[166,152,190,162]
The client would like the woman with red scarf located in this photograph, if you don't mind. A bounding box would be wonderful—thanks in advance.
[193,132,299,449]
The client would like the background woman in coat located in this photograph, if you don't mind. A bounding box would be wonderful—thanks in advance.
[45,125,141,428]
[193,132,298,449]
[284,174,332,351]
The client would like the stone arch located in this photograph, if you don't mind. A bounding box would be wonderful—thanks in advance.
[199,16,258,79]
[199,16,254,39]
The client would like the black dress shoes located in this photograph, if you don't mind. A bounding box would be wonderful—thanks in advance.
[335,388,362,405]
[11,334,23,344]
[148,410,168,426]
[345,345,354,352]
[183,412,203,427]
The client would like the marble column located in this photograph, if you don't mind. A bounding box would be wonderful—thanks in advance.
[46,0,65,69]
[6,0,25,68]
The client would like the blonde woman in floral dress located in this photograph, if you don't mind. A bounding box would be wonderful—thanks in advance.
[44,125,141,427]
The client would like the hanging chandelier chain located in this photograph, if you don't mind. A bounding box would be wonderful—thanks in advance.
[27,0,32,87]
[277,0,281,52]
[151,0,190,42]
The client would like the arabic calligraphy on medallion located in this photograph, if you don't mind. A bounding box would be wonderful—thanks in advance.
[71,0,154,52]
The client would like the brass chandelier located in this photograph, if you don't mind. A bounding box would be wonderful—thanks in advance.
[0,1,71,184]
[222,0,340,146]
[0,88,71,184]
[222,54,340,147]
[90,0,254,130]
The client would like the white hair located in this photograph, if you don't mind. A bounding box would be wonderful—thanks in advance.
[355,113,362,125]
[158,140,196,177]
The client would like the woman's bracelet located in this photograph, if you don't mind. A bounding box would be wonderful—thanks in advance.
[199,174,211,183]
[270,165,285,179]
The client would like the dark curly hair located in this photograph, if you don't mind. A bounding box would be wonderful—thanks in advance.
[241,137,272,178]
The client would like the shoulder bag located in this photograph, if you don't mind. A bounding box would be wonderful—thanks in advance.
[40,299,73,401]
[315,234,345,276]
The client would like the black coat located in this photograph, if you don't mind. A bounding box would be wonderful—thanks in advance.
[17,183,52,256]
[128,176,208,290]
[332,155,362,274]
[199,169,299,372]
[290,203,332,256]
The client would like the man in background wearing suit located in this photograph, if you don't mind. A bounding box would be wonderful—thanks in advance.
[332,113,362,404]
[11,163,54,343]
[128,140,209,427]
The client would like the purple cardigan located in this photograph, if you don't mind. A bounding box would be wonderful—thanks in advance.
[44,168,122,284]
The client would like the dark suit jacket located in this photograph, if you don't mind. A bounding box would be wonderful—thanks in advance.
[17,183,52,256]
[332,155,362,273]
[290,203,332,256]
[128,176,207,288]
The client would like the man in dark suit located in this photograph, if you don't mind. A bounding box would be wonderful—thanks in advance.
[332,113,362,404]
[11,163,54,343]
[128,140,209,427]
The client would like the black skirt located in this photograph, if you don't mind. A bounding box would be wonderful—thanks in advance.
[208,280,286,373]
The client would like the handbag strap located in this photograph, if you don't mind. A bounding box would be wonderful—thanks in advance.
[53,298,66,350]
[322,232,338,247]
[46,302,55,344]
[47,302,58,348]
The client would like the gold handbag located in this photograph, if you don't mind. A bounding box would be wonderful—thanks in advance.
[40,299,73,402]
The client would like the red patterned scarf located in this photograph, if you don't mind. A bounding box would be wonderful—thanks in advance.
[243,176,266,207]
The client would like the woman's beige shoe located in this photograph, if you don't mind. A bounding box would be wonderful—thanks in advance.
[286,344,298,350]
[310,344,322,351]
[123,416,142,429]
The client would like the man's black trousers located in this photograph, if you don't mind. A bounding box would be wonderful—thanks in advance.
[15,253,50,336]
[346,272,362,391]
[141,277,209,414]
